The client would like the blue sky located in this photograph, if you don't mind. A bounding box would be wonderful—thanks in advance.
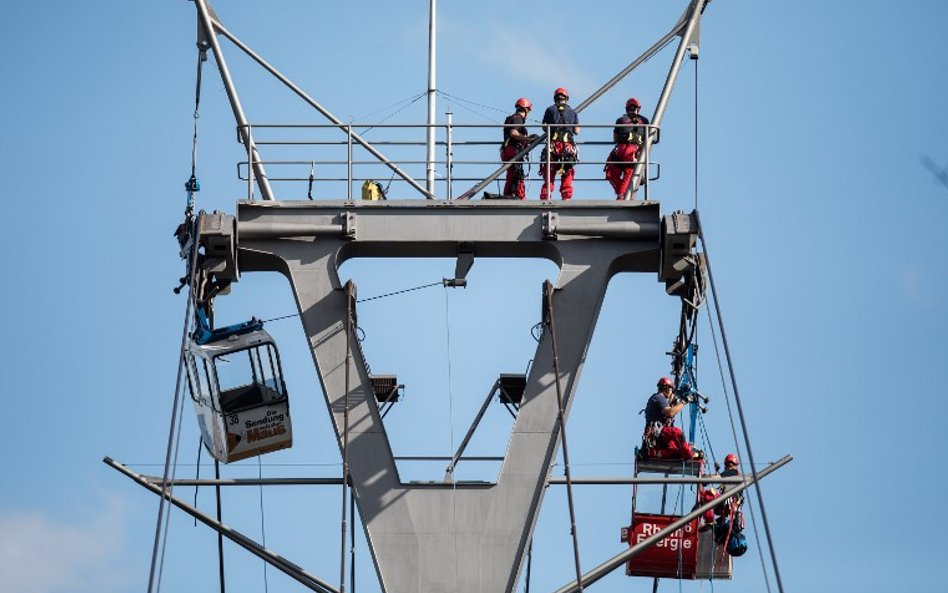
[1,1,947,592]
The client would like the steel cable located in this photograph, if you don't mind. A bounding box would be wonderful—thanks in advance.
[704,306,771,593]
[544,282,584,591]
[695,211,784,593]
[146,222,200,593]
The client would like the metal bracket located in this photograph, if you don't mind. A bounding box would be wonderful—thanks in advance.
[543,212,559,239]
[341,211,356,239]
[443,242,474,287]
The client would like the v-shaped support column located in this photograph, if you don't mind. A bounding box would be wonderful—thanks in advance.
[236,200,685,593]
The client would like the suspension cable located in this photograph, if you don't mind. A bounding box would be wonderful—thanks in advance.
[443,285,462,588]
[146,219,202,593]
[704,307,771,593]
[259,281,443,326]
[214,459,226,593]
[437,90,507,123]
[695,210,785,593]
[693,57,699,211]
[192,437,202,524]
[357,91,427,136]
[257,456,270,593]
[349,488,357,593]
[340,282,354,593]
[154,375,189,593]
[543,282,584,591]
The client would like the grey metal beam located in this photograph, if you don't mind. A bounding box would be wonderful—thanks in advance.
[104,457,340,593]
[194,0,274,201]
[146,477,347,487]
[548,455,792,593]
[631,0,707,195]
[233,201,673,593]
[444,380,500,481]
[548,474,766,486]
[652,0,707,133]
[228,200,702,593]
[426,0,437,195]
[457,4,691,201]
[209,19,432,200]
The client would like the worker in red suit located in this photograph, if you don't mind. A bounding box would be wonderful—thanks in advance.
[698,453,742,530]
[540,87,580,200]
[642,376,698,461]
[605,97,650,200]
[501,98,537,199]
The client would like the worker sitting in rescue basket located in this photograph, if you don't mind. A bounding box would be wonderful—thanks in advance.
[539,87,580,200]
[715,453,744,516]
[641,376,700,461]
[605,97,650,200]
[714,453,747,556]
[501,98,537,199]
[697,453,741,530]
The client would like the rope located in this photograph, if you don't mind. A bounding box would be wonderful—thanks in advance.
[696,211,785,593]
[148,45,210,591]
[354,90,427,123]
[349,489,357,593]
[358,281,442,303]
[703,266,772,593]
[441,285,463,589]
[356,91,427,136]
[437,90,507,123]
[543,282,584,591]
[192,437,202,525]
[146,217,201,593]
[703,268,772,593]
[258,281,442,326]
[339,283,354,593]
[214,459,225,593]
[257,456,270,593]
[154,377,189,593]
[692,59,699,209]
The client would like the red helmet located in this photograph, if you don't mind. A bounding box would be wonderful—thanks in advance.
[554,87,569,100]
[626,97,641,110]
[724,453,739,466]
[515,97,533,111]
[657,376,674,388]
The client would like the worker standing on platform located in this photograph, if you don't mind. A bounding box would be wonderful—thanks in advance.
[501,98,537,199]
[605,97,650,200]
[540,87,580,200]
[642,376,698,461]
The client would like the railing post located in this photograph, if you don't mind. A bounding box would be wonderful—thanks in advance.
[347,124,353,202]
[644,124,650,201]
[445,112,453,201]
[545,124,551,200]
[246,124,254,201]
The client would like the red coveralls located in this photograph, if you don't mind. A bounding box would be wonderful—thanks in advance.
[648,425,695,461]
[605,113,648,198]
[540,103,579,200]
[540,141,576,200]
[501,112,530,199]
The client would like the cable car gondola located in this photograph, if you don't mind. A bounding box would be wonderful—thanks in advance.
[184,312,292,463]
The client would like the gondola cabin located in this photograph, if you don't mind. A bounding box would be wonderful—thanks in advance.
[185,326,292,463]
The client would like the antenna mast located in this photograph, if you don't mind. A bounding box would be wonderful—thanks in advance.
[426,0,437,196]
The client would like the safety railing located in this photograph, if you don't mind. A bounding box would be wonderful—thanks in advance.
[237,122,661,202]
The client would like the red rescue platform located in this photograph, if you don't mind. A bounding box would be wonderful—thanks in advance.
[621,513,699,579]
[620,513,733,580]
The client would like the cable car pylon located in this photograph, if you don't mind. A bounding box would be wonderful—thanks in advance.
[104,1,793,592]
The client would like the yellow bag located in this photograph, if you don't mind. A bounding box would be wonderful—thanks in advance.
[361,180,385,201]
